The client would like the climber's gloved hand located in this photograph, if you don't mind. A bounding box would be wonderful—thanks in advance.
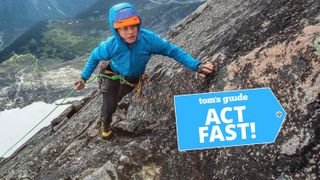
[197,61,214,78]
[74,78,86,90]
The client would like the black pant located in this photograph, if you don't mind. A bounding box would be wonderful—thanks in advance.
[100,77,139,126]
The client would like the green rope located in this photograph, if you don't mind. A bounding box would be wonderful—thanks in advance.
[95,74,134,87]
[1,73,131,158]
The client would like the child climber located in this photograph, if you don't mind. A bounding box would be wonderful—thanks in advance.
[75,2,214,138]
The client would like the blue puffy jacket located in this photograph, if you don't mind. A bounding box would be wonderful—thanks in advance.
[81,2,201,80]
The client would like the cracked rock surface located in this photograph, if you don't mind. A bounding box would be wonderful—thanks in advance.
[1,0,320,179]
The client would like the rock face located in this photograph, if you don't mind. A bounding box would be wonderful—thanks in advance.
[1,0,320,179]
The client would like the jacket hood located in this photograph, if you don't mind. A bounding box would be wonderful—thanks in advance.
[108,2,141,43]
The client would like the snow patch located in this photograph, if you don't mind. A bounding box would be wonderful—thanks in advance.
[0,97,83,158]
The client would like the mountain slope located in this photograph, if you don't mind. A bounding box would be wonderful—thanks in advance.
[0,0,100,50]
[0,0,320,179]
[0,0,99,25]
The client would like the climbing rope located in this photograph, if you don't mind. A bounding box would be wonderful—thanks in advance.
[0,73,133,158]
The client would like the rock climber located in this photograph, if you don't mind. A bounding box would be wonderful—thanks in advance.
[75,2,214,138]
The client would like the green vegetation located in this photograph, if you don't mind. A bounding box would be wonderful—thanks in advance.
[39,20,101,60]
[316,15,320,23]
[0,19,103,63]
[3,53,36,65]
[3,53,46,74]
[33,58,47,74]
[315,36,320,56]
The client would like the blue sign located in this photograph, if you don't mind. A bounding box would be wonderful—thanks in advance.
[174,88,286,151]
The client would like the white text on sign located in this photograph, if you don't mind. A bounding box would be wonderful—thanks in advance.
[199,106,256,143]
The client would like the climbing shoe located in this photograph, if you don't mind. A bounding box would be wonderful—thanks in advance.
[101,121,113,139]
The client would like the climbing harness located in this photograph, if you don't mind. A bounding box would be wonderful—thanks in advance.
[103,70,136,87]
[102,69,147,98]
